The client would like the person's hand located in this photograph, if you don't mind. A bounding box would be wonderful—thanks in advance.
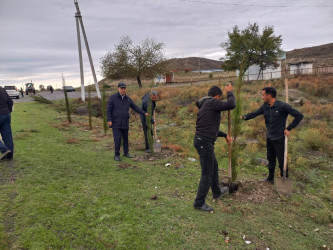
[108,121,112,127]
[225,135,233,144]
[225,83,232,92]
[145,113,148,117]
[284,129,290,138]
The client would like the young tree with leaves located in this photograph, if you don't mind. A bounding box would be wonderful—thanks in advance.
[87,86,92,130]
[62,74,72,123]
[100,36,168,88]
[102,85,108,136]
[221,23,283,79]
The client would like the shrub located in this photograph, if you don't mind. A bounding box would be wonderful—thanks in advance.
[298,128,331,153]
[295,156,310,169]
[31,95,53,104]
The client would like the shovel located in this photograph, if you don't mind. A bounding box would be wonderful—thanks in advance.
[153,111,161,153]
[226,110,239,193]
[275,77,293,196]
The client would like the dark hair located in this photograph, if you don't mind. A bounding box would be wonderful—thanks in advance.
[208,86,222,97]
[262,87,277,98]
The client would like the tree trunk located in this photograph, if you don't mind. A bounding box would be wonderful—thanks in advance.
[137,75,142,88]
[257,68,262,80]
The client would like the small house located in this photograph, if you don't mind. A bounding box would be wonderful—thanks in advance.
[154,75,166,84]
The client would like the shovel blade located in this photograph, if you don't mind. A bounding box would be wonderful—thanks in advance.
[153,142,161,153]
[275,177,293,196]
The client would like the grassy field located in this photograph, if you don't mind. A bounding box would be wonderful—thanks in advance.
[0,76,332,249]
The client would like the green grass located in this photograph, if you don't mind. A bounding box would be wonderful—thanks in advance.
[0,88,332,249]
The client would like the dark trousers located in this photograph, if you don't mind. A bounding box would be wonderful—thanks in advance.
[112,128,129,156]
[141,120,153,150]
[0,114,14,159]
[193,135,222,207]
[267,137,288,180]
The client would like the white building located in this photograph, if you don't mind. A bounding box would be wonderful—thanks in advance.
[237,61,282,81]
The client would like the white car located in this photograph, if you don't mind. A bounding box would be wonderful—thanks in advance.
[5,85,20,99]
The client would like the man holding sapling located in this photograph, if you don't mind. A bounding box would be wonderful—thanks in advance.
[193,84,235,212]
[242,87,303,184]
[140,91,157,153]
[107,82,148,161]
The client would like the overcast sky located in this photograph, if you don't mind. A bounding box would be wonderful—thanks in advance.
[0,0,332,88]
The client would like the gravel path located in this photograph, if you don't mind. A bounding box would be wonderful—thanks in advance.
[12,91,99,103]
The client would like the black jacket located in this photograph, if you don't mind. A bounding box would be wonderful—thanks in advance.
[243,99,304,140]
[107,92,146,129]
[140,93,156,124]
[0,87,13,115]
[195,92,236,142]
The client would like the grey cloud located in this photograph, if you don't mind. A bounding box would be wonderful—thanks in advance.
[1,0,332,87]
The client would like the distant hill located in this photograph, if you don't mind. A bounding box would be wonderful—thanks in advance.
[286,43,333,67]
[166,57,222,71]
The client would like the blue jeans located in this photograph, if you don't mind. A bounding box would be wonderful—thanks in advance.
[0,114,14,158]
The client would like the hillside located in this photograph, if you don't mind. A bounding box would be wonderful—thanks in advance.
[286,43,333,67]
[166,57,222,71]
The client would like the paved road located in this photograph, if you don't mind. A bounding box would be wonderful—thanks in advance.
[12,91,99,103]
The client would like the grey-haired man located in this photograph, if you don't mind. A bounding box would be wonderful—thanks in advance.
[140,91,157,152]
[107,82,148,161]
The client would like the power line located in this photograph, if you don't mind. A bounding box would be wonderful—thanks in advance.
[179,0,333,8]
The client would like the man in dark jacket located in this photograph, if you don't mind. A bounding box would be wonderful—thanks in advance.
[140,91,157,153]
[0,86,14,160]
[107,82,148,161]
[193,84,236,212]
[242,87,303,184]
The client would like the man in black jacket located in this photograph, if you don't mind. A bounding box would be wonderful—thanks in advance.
[140,91,157,153]
[242,87,303,184]
[107,82,148,161]
[0,86,14,160]
[193,84,235,212]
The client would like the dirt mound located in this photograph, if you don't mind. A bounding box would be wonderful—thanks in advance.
[231,180,280,204]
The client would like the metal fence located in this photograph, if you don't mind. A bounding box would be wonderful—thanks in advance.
[169,66,333,84]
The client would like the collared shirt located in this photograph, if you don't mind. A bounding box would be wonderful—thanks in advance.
[244,99,304,140]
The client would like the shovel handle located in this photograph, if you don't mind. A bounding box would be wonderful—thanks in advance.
[153,110,157,141]
[283,77,289,178]
[228,110,232,179]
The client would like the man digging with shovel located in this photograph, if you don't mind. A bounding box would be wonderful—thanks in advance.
[140,91,158,153]
[193,84,235,212]
[242,87,303,186]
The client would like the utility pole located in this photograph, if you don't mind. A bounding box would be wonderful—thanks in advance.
[74,0,101,101]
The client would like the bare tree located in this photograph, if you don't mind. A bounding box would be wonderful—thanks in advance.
[100,36,167,88]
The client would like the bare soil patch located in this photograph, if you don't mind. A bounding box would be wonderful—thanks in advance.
[231,179,280,204]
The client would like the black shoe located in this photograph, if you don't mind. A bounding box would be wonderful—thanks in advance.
[123,154,133,158]
[213,186,229,199]
[145,149,151,153]
[114,156,121,161]
[259,177,274,184]
[193,203,214,212]
[1,150,11,160]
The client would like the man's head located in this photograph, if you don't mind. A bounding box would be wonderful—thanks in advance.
[118,82,126,96]
[262,87,277,103]
[150,91,157,101]
[208,86,222,99]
